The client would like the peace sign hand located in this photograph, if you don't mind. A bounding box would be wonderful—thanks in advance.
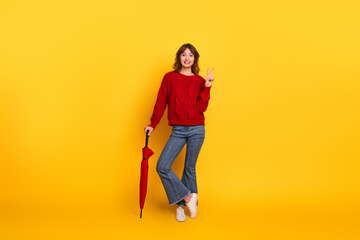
[205,68,214,87]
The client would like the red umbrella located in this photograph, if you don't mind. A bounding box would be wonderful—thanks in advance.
[139,130,154,218]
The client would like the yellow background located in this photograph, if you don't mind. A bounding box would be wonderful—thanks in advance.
[1,0,359,239]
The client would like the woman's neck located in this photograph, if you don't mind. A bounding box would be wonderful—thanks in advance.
[180,68,194,76]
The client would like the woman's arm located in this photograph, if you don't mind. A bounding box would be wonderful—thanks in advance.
[197,80,212,113]
[149,74,168,129]
[197,68,214,113]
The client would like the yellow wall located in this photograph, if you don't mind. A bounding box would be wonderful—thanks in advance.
[1,0,359,239]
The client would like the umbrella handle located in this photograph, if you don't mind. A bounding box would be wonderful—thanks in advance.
[145,130,149,148]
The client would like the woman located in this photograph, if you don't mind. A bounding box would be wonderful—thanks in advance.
[144,43,214,222]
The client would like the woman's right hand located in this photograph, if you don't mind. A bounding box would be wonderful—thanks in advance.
[144,126,154,136]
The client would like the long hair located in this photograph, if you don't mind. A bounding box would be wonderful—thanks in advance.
[173,43,200,74]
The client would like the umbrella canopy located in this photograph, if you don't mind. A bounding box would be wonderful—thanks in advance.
[139,130,154,218]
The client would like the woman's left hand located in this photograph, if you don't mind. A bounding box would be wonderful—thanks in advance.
[205,68,214,87]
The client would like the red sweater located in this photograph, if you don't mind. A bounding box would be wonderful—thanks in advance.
[149,71,212,129]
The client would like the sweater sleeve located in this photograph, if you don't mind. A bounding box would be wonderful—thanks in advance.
[197,80,212,113]
[149,74,168,129]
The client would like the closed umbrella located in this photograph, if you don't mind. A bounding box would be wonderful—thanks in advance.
[139,130,154,218]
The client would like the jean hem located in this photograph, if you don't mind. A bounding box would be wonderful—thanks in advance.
[169,191,191,205]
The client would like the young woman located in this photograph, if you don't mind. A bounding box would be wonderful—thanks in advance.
[144,43,214,222]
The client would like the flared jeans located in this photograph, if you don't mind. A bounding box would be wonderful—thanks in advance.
[156,124,205,207]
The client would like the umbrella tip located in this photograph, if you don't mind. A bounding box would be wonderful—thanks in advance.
[140,209,142,219]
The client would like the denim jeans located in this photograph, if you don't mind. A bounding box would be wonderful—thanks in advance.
[156,124,205,207]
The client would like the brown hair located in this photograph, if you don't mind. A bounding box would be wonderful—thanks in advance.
[173,43,200,74]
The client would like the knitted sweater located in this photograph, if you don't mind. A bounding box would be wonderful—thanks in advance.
[149,71,212,129]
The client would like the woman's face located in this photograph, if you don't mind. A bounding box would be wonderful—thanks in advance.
[180,48,194,69]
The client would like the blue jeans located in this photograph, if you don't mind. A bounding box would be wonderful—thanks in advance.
[156,125,205,207]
